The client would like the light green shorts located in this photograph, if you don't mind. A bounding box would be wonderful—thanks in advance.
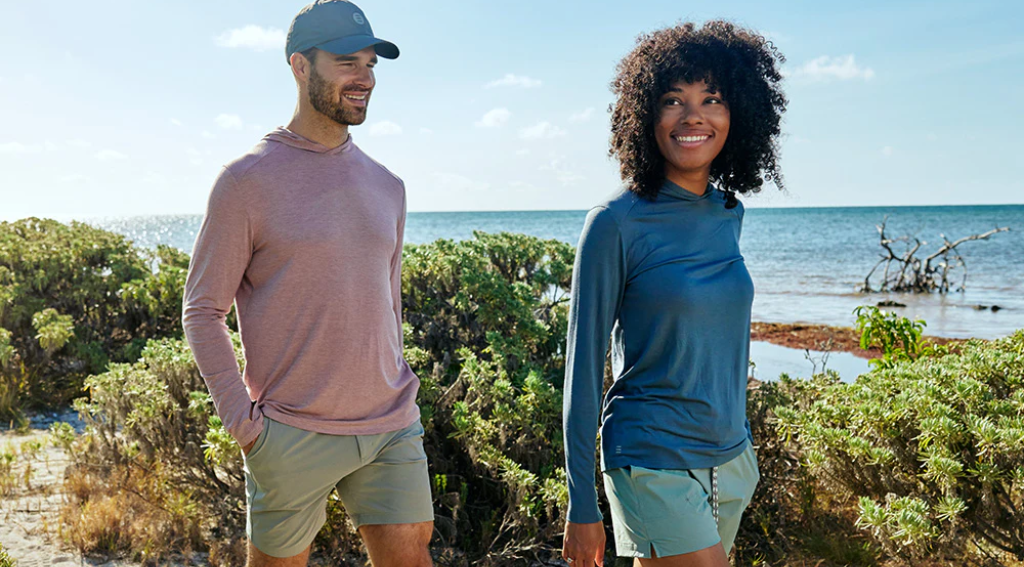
[602,442,759,558]
[243,417,434,558]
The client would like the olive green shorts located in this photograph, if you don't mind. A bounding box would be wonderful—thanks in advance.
[243,417,434,558]
[602,442,759,558]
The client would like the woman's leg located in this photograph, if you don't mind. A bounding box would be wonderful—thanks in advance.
[634,541,729,567]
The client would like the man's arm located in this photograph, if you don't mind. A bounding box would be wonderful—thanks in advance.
[182,168,264,448]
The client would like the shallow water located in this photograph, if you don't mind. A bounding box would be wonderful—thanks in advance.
[749,340,871,383]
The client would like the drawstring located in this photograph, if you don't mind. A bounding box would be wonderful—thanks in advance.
[711,466,720,527]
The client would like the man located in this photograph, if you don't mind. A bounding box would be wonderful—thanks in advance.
[182,2,433,566]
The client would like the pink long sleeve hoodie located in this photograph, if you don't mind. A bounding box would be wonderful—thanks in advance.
[182,128,419,447]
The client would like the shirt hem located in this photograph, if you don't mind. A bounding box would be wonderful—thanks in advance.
[601,436,750,473]
[260,404,421,437]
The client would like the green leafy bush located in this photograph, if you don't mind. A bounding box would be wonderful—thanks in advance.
[64,335,244,564]
[735,377,809,565]
[73,335,246,517]
[401,232,575,564]
[0,219,189,418]
[777,323,1024,561]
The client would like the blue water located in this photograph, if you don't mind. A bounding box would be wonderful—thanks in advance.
[87,205,1024,340]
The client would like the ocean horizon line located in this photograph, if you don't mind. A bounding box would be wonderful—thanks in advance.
[7,201,1018,224]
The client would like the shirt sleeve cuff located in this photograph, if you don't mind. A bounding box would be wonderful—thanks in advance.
[567,501,604,524]
[231,409,265,447]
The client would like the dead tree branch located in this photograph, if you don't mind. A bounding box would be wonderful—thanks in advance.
[861,217,1009,294]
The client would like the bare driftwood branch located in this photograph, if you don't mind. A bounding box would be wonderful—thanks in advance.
[861,217,1010,294]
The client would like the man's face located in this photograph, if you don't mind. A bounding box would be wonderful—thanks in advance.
[306,46,378,126]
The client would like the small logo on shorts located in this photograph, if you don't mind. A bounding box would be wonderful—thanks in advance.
[615,446,622,454]
[353,12,366,25]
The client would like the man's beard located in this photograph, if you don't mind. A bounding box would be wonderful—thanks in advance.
[308,67,368,126]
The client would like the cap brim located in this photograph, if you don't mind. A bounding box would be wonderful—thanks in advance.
[317,35,400,59]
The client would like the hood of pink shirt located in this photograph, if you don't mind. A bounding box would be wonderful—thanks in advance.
[264,127,352,155]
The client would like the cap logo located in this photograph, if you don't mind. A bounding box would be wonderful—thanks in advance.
[353,12,365,25]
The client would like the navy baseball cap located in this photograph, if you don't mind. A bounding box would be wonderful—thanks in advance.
[285,0,399,63]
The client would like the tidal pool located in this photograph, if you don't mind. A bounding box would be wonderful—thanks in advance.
[750,341,871,383]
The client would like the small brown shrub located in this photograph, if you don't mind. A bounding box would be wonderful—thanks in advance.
[60,462,206,565]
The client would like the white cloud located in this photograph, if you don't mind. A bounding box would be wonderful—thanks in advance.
[215,25,286,52]
[882,146,894,157]
[419,127,434,135]
[542,155,585,186]
[143,171,169,185]
[369,120,403,136]
[569,107,595,123]
[789,55,874,82]
[59,174,91,183]
[94,149,128,161]
[485,74,542,89]
[475,108,512,128]
[509,181,538,191]
[186,147,203,166]
[432,172,490,192]
[202,131,216,139]
[0,142,42,154]
[67,139,92,149]
[170,118,184,127]
[520,121,566,140]
[216,114,244,130]
[515,148,530,156]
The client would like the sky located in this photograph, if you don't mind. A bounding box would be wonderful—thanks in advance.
[1,0,1022,220]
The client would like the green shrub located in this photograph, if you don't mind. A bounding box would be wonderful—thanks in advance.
[0,541,15,567]
[72,335,246,522]
[777,325,1024,561]
[735,377,809,565]
[0,219,188,417]
[402,232,575,563]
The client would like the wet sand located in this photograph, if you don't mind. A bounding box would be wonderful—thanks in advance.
[751,321,963,360]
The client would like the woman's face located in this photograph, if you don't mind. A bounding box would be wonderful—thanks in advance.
[654,79,730,183]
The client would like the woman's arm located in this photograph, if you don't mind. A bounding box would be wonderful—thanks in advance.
[563,205,626,524]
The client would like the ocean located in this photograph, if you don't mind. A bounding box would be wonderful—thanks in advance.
[87,204,1023,340]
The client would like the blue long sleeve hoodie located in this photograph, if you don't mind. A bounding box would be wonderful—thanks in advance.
[563,180,754,524]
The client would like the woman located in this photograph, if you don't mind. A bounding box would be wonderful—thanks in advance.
[562,22,786,567]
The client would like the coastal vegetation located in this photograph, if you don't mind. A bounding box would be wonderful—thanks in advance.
[0,218,191,423]
[1,219,1022,566]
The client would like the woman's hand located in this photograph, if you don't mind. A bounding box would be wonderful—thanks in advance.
[562,521,606,567]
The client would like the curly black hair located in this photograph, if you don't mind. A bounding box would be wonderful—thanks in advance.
[609,21,787,200]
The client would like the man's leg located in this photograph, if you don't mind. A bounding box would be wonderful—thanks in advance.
[247,543,312,567]
[359,521,433,567]
[336,420,435,566]
[244,418,362,565]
